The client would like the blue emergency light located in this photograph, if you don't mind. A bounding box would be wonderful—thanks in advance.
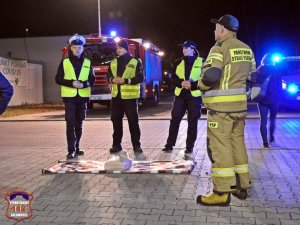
[110,30,117,37]
[287,83,299,94]
[271,53,283,63]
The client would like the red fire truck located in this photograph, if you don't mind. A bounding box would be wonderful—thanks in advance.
[63,35,163,109]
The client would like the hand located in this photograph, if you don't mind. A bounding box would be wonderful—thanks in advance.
[181,80,191,89]
[72,80,81,88]
[118,78,125,84]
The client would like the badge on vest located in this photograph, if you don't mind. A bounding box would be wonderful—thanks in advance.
[208,122,218,128]
[127,64,135,68]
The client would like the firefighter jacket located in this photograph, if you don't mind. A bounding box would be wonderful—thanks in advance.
[55,54,95,103]
[174,56,203,97]
[108,53,143,99]
[198,33,256,112]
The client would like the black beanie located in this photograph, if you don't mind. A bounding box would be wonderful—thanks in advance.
[117,40,129,51]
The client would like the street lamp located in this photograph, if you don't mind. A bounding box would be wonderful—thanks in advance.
[98,0,101,36]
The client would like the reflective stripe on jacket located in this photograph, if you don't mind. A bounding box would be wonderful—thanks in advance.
[174,57,202,97]
[61,58,91,97]
[111,58,140,99]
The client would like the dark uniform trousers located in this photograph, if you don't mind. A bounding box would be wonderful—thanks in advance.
[166,94,202,149]
[65,102,87,153]
[111,98,141,148]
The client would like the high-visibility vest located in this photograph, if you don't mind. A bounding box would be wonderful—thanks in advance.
[110,58,140,99]
[174,57,202,97]
[61,58,91,97]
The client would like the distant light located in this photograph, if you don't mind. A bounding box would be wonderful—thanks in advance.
[114,37,121,43]
[164,71,168,75]
[287,83,299,94]
[158,51,164,56]
[282,80,287,90]
[143,42,151,49]
[271,53,283,63]
[110,30,117,37]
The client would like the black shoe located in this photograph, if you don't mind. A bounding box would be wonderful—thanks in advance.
[110,145,122,154]
[184,148,193,154]
[263,142,269,148]
[66,152,76,159]
[162,146,173,152]
[269,136,275,143]
[133,146,143,153]
[76,150,84,156]
[232,189,248,200]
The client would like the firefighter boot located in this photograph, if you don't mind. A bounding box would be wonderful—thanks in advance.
[232,189,248,200]
[196,193,231,206]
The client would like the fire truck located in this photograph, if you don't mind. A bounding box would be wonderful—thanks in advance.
[63,35,163,109]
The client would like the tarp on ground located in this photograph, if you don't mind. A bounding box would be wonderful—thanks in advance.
[42,160,195,174]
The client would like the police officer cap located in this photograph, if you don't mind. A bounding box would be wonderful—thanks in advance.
[211,14,239,32]
[117,39,129,51]
[69,34,86,45]
[180,40,197,50]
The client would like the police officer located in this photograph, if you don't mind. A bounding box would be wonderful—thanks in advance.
[196,15,256,206]
[162,41,202,154]
[0,72,13,115]
[55,34,95,159]
[107,40,143,154]
[254,53,282,148]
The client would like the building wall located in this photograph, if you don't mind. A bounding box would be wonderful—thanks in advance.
[0,35,72,103]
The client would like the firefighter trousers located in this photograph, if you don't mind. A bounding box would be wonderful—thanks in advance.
[206,110,251,193]
[110,98,141,148]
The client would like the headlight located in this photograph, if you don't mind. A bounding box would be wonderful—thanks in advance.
[282,80,287,90]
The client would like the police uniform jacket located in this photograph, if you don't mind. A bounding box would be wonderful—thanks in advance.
[172,56,201,97]
[0,72,13,114]
[56,53,95,103]
[107,53,143,98]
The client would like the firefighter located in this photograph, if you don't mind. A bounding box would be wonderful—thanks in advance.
[196,15,256,206]
[107,39,143,154]
[0,72,13,115]
[162,41,202,154]
[55,34,95,159]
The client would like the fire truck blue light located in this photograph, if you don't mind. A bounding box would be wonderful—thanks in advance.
[110,30,117,37]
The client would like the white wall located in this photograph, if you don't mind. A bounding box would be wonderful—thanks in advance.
[0,35,73,103]
[9,63,43,106]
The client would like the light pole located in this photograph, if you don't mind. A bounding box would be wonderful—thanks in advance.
[98,0,101,36]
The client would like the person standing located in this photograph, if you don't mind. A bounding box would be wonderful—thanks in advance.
[162,41,202,154]
[197,15,256,206]
[107,40,143,154]
[0,72,13,115]
[55,34,95,159]
[254,53,282,148]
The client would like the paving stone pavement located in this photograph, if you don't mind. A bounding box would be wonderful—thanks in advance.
[0,116,299,225]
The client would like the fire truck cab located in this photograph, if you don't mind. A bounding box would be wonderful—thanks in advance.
[63,35,163,109]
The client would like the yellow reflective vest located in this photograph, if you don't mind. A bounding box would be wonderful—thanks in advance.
[174,57,202,97]
[61,58,91,97]
[110,58,140,99]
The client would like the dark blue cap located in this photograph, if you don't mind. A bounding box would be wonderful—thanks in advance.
[211,14,239,32]
[180,40,197,49]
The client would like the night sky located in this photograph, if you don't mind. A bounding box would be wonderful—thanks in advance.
[1,0,300,63]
